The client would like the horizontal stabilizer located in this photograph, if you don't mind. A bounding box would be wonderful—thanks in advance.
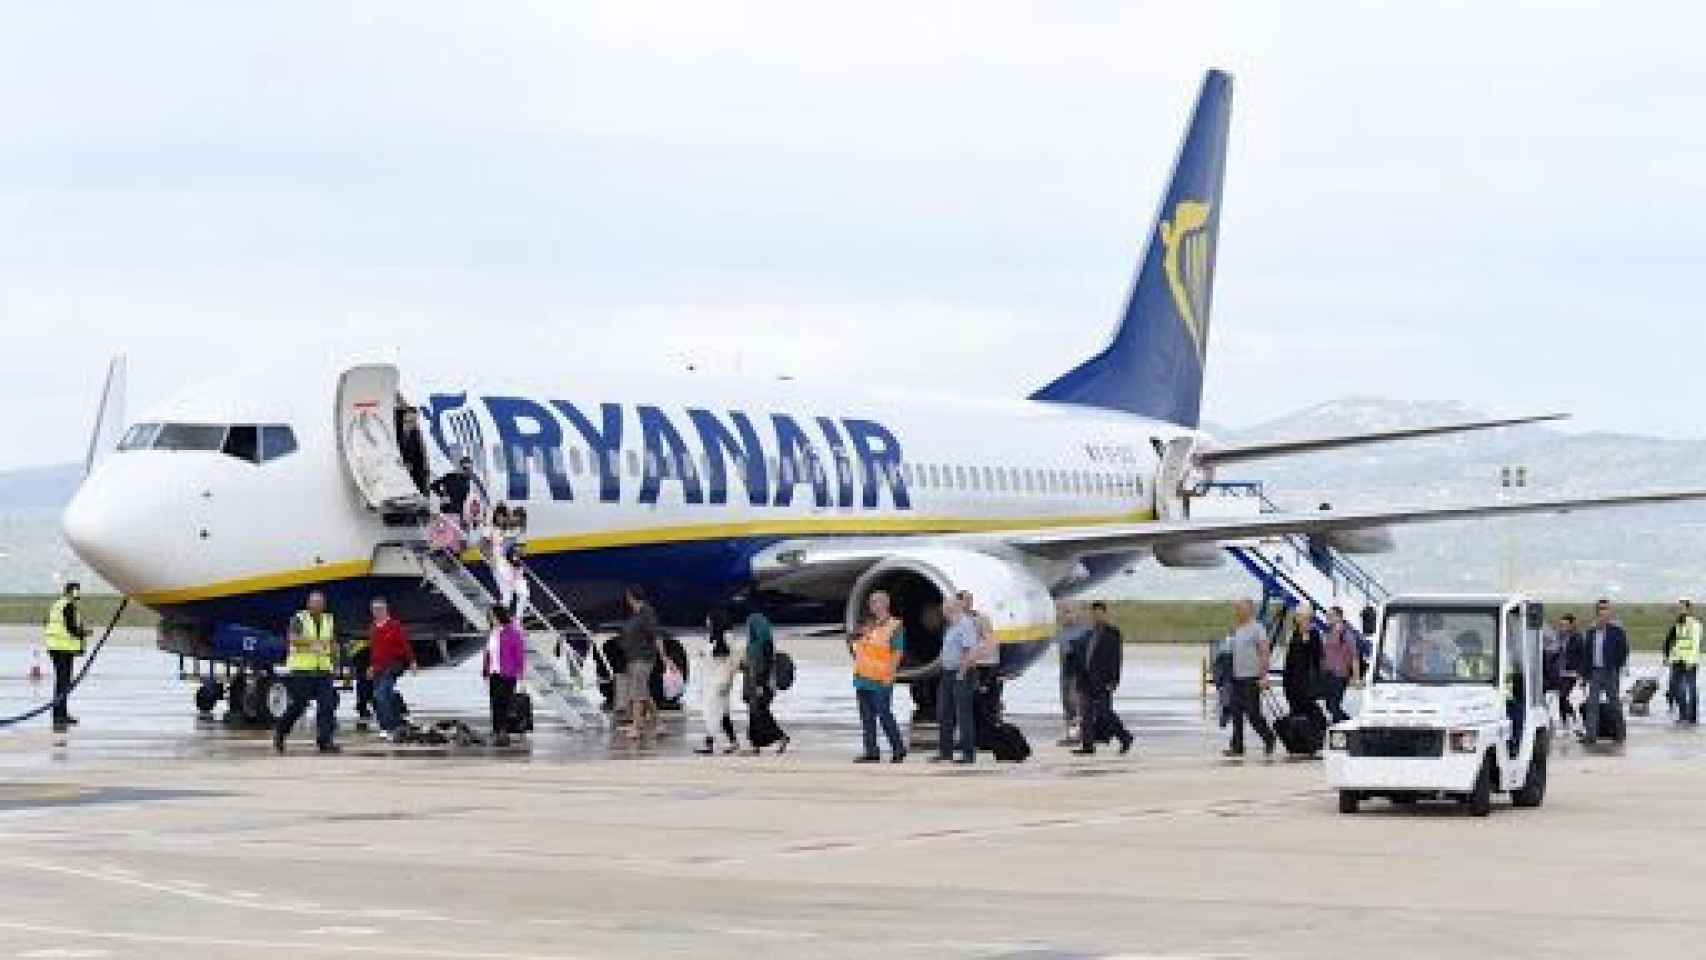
[1196,413,1568,468]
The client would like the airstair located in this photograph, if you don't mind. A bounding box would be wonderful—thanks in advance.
[377,540,607,731]
[1190,482,1390,628]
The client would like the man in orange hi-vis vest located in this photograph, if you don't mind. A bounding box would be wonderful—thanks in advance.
[850,590,908,764]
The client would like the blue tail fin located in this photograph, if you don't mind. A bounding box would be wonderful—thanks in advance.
[1030,69,1232,428]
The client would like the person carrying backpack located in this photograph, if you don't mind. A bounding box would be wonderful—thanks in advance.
[743,611,789,754]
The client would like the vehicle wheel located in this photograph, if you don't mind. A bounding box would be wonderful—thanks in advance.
[1467,755,1494,817]
[194,680,223,715]
[263,675,290,722]
[1390,793,1418,807]
[1338,790,1360,814]
[1512,733,1549,808]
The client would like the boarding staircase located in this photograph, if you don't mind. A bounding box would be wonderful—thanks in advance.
[383,540,607,731]
[1190,482,1390,629]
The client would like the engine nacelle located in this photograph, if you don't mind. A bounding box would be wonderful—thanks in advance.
[1153,541,1226,569]
[845,548,1057,680]
[1322,526,1396,554]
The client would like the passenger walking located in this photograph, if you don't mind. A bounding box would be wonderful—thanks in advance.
[493,543,529,617]
[42,581,91,731]
[1320,606,1362,724]
[1073,601,1132,756]
[933,596,978,764]
[1555,613,1584,732]
[395,402,430,495]
[1224,598,1276,758]
[850,590,907,763]
[274,591,341,755]
[483,605,526,747]
[1668,599,1700,725]
[367,597,416,741]
[743,611,790,754]
[1580,599,1630,745]
[696,606,745,755]
[1054,602,1092,745]
[431,456,478,517]
[617,586,663,741]
[1282,607,1326,731]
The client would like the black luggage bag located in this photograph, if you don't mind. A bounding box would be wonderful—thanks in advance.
[1274,712,1324,756]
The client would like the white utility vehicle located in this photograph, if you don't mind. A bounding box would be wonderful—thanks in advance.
[1325,594,1549,817]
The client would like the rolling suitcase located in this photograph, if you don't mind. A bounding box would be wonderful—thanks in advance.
[1274,712,1324,756]
[1628,675,1660,717]
[1595,699,1626,743]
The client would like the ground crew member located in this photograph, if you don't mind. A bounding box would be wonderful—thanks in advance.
[1670,599,1700,725]
[850,590,907,763]
[274,590,341,754]
[43,581,91,730]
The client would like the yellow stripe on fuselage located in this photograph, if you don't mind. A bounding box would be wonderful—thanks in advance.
[134,509,1156,607]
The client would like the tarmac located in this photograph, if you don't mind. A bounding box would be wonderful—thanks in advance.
[2,626,1704,959]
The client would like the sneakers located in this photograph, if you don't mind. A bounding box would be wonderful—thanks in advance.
[853,755,880,764]
[316,742,341,754]
[1071,747,1096,756]
[890,750,906,764]
[273,730,286,755]
[1222,747,1244,757]
[1118,733,1134,755]
[1263,739,1277,757]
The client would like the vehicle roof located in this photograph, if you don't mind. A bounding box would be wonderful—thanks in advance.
[1384,593,1529,608]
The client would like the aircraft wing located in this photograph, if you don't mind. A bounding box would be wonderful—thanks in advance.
[1194,413,1567,468]
[1001,487,1706,560]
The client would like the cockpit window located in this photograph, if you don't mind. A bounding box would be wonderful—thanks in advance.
[222,425,259,463]
[118,422,161,451]
[261,425,298,462]
[118,421,296,463]
[154,423,228,451]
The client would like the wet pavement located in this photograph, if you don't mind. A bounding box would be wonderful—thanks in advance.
[3,626,1705,959]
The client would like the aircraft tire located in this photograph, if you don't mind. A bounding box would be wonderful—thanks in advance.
[1338,790,1360,814]
[194,680,223,715]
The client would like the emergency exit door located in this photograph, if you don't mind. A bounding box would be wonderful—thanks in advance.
[336,364,428,514]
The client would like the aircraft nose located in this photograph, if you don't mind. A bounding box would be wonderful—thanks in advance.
[62,467,157,595]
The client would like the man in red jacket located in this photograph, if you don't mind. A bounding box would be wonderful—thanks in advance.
[367,597,416,741]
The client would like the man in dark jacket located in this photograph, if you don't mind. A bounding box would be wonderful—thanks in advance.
[395,403,430,495]
[1555,613,1584,733]
[1581,599,1630,744]
[430,457,476,516]
[1072,601,1132,756]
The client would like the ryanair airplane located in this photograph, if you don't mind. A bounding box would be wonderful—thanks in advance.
[59,70,1706,708]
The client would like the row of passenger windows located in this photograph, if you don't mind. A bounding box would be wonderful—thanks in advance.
[470,444,1141,499]
[118,422,299,463]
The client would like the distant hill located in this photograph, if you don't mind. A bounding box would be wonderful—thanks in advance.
[2,399,1702,598]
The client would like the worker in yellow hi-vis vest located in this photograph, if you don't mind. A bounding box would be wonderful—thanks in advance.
[43,581,91,730]
[273,590,341,754]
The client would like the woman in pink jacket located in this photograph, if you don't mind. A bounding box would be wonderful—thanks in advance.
[483,605,527,746]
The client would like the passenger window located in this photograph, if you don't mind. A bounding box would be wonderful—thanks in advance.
[981,466,993,491]
[569,447,584,476]
[260,425,298,461]
[221,425,259,463]
[155,423,227,452]
[927,464,940,487]
[626,450,641,477]
[953,465,966,490]
[968,466,981,492]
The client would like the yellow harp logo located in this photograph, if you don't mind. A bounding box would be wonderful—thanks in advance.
[1159,200,1213,355]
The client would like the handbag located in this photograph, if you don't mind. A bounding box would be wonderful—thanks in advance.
[661,661,686,701]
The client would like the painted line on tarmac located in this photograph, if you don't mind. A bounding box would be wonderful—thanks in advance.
[0,921,582,960]
[0,857,462,925]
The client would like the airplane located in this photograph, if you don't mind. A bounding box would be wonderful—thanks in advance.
[59,68,1706,723]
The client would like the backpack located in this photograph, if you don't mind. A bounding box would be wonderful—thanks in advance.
[773,651,796,692]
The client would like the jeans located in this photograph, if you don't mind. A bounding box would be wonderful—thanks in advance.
[936,670,975,761]
[372,664,406,732]
[1323,673,1351,724]
[1673,664,1698,724]
[856,686,904,758]
[1229,678,1275,753]
[276,673,339,746]
[1583,667,1621,741]
[49,650,74,723]
[1079,684,1129,750]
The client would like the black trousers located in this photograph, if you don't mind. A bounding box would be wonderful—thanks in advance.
[1079,684,1129,750]
[1229,679,1275,752]
[488,674,517,735]
[49,650,75,723]
[276,673,339,746]
[351,647,373,717]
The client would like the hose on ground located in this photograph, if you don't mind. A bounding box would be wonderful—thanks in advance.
[0,597,129,728]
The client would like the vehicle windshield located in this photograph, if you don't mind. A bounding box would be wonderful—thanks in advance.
[1375,606,1500,686]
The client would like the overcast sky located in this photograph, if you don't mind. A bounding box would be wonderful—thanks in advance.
[2,2,1701,471]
